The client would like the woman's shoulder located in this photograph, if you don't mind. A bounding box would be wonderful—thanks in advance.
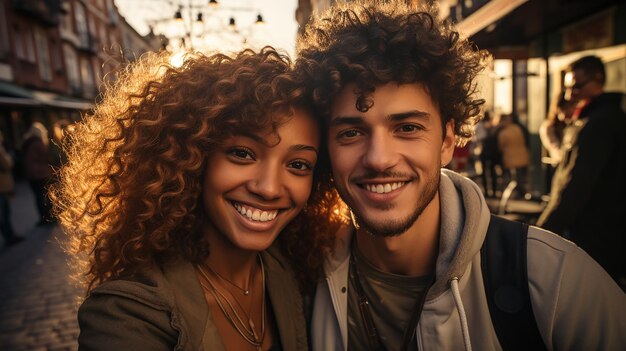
[77,266,181,351]
[85,264,175,310]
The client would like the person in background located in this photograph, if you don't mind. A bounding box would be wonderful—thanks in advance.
[477,111,501,197]
[539,91,575,165]
[21,121,54,225]
[496,112,530,197]
[50,119,72,171]
[296,2,626,350]
[0,130,21,246]
[539,91,576,192]
[537,55,626,289]
[51,47,341,350]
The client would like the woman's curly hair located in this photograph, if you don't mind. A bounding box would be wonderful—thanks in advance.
[51,47,343,295]
[295,0,491,146]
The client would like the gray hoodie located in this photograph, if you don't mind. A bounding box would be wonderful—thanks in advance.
[312,169,626,351]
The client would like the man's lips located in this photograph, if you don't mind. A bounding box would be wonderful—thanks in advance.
[359,181,408,194]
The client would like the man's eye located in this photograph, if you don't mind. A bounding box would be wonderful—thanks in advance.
[338,129,361,139]
[397,124,422,133]
[228,147,255,160]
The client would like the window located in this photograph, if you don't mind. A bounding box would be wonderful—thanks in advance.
[80,57,95,96]
[13,26,25,60]
[64,45,80,92]
[23,27,36,63]
[75,3,89,47]
[34,27,52,81]
[0,5,9,57]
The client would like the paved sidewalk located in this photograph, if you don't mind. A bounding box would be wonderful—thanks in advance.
[0,181,80,351]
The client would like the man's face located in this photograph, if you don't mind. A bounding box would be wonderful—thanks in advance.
[328,82,455,236]
[564,69,599,102]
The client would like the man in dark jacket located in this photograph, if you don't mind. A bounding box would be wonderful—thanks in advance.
[537,55,626,289]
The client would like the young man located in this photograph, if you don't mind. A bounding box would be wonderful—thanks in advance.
[295,1,625,350]
[537,55,626,288]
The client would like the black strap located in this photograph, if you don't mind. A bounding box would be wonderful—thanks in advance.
[481,214,547,351]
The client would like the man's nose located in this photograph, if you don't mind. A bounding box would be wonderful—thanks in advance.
[362,133,399,172]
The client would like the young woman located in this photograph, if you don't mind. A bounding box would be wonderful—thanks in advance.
[52,47,342,351]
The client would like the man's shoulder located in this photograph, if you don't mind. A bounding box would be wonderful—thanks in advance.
[526,225,619,294]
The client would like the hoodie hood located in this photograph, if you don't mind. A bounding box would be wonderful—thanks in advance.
[428,169,490,298]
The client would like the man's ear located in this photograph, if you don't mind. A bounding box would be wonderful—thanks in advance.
[441,120,455,167]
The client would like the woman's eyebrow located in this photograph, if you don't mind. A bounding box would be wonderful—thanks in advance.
[289,144,318,154]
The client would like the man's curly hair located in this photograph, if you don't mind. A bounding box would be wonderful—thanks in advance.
[51,47,343,295]
[295,0,490,146]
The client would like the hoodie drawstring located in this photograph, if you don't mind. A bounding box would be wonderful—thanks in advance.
[451,277,472,351]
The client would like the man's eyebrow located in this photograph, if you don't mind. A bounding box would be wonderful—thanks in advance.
[329,115,364,127]
[330,110,430,126]
[387,110,431,121]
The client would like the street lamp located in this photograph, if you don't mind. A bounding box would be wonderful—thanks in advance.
[149,0,265,52]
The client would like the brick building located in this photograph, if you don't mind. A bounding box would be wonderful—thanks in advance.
[0,0,164,160]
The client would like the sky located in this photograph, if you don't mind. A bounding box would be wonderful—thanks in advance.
[114,0,299,57]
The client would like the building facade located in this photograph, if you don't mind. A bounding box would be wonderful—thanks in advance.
[0,0,163,161]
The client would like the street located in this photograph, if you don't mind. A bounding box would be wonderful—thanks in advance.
[0,181,80,351]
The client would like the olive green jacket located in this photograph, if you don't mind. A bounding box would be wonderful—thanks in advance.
[78,244,308,351]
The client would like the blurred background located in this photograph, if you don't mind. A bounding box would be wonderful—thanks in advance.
[0,0,624,350]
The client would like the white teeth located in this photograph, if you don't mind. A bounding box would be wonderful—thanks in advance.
[364,182,406,194]
[233,202,279,222]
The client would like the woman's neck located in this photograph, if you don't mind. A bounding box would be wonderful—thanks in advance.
[203,224,259,288]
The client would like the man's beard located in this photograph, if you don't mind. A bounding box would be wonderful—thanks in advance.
[349,173,440,237]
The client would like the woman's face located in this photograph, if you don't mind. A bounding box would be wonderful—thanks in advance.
[202,108,320,252]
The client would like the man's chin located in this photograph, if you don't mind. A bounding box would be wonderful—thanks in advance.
[351,211,418,237]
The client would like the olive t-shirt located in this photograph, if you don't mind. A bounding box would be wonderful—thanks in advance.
[347,247,433,351]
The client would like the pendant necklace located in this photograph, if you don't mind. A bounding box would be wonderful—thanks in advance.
[203,257,257,296]
[198,254,266,350]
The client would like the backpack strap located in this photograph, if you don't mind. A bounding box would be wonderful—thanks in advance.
[481,214,547,351]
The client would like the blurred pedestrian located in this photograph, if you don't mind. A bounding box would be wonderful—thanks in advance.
[50,119,72,171]
[540,91,575,165]
[540,91,576,192]
[537,55,626,289]
[478,111,501,197]
[497,112,530,197]
[21,121,54,225]
[0,130,21,246]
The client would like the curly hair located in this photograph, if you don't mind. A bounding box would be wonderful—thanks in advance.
[52,47,343,295]
[295,0,490,146]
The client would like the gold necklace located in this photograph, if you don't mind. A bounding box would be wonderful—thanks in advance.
[198,255,266,350]
[203,257,256,295]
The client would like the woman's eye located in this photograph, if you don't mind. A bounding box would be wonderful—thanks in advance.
[288,160,313,172]
[228,147,255,160]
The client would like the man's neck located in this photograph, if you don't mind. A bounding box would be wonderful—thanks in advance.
[355,194,441,276]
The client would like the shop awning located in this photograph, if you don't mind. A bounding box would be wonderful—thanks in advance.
[454,0,624,59]
[0,80,93,110]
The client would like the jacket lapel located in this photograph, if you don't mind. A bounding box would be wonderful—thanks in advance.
[163,259,225,351]
[263,247,307,351]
